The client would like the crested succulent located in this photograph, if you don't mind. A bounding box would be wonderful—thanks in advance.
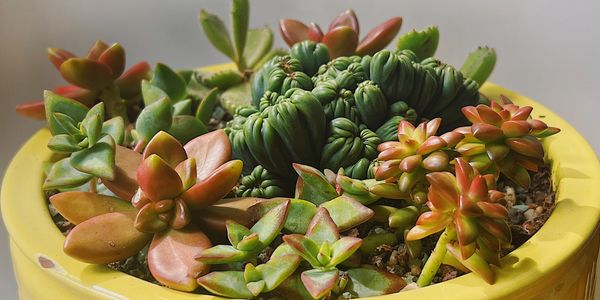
[51,130,242,291]
[195,200,290,264]
[43,93,125,190]
[374,118,464,203]
[17,40,150,121]
[282,208,363,299]
[456,96,560,188]
[406,158,511,286]
[198,0,283,114]
[236,165,290,198]
[279,9,403,58]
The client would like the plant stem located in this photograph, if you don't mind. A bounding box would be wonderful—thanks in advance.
[416,227,456,287]
[101,84,129,123]
[89,177,97,193]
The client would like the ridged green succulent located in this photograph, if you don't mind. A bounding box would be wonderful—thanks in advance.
[236,165,289,198]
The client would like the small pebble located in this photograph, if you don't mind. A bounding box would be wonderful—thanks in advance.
[523,209,538,221]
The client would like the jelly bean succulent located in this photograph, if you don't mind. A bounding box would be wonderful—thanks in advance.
[280,9,403,58]
[17,40,150,121]
[456,96,560,188]
[406,158,511,286]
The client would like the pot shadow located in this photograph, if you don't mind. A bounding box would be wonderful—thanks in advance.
[79,264,127,286]
[533,198,599,243]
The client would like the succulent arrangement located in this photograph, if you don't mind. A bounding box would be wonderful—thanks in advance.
[16,1,563,299]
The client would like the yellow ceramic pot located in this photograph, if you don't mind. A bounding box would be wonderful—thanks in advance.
[2,82,599,300]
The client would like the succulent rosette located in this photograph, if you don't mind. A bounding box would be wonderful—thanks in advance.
[279,9,403,58]
[406,158,511,286]
[373,118,463,203]
[50,130,242,291]
[456,96,560,188]
[17,40,150,121]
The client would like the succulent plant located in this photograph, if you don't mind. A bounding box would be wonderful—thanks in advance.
[196,200,290,264]
[406,158,511,286]
[460,46,497,86]
[43,93,125,190]
[456,96,560,188]
[279,9,403,58]
[51,130,243,291]
[236,165,290,198]
[282,208,363,299]
[396,26,440,62]
[17,40,150,122]
[374,118,464,203]
[199,0,283,114]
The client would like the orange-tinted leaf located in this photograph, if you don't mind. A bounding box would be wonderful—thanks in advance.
[184,129,232,181]
[47,48,75,70]
[16,101,46,120]
[102,145,141,200]
[116,61,151,98]
[144,131,187,168]
[356,17,402,56]
[137,154,183,201]
[181,160,242,210]
[322,26,358,58]
[328,9,359,35]
[98,43,126,78]
[279,19,309,47]
[59,58,113,90]
[50,191,133,224]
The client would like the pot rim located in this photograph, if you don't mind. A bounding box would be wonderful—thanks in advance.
[2,80,599,299]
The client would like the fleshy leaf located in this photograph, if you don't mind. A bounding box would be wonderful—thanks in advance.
[47,134,82,153]
[49,191,132,224]
[137,154,183,201]
[43,157,93,190]
[59,58,113,90]
[44,90,89,135]
[251,200,290,244]
[282,234,321,267]
[346,266,407,297]
[327,237,362,267]
[256,254,302,291]
[231,0,249,66]
[150,63,187,102]
[135,97,173,144]
[356,17,403,56]
[279,19,310,47]
[300,269,339,299]
[86,40,109,60]
[305,207,339,245]
[181,160,242,210]
[320,196,374,231]
[195,245,247,264]
[143,131,187,168]
[249,198,317,234]
[101,145,141,200]
[101,117,125,145]
[115,61,151,98]
[243,27,274,69]
[141,80,169,106]
[184,129,232,181]
[16,101,46,120]
[226,220,252,247]
[328,9,359,35]
[447,242,495,284]
[395,26,439,61]
[294,163,338,205]
[460,46,496,86]
[167,115,209,144]
[70,136,116,180]
[63,211,152,264]
[47,47,75,69]
[322,26,358,58]
[199,9,235,60]
[98,43,126,78]
[148,227,211,291]
[197,271,254,299]
[195,87,219,125]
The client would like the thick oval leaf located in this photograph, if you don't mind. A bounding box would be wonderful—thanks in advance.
[86,40,110,60]
[356,17,403,56]
[50,191,132,224]
[256,254,302,291]
[47,47,75,69]
[200,10,235,60]
[250,200,290,244]
[305,207,339,245]
[135,97,173,144]
[102,117,125,145]
[181,160,242,210]
[148,227,211,291]
[279,19,310,47]
[282,234,321,267]
[141,80,169,106]
[293,163,338,205]
[167,115,209,144]
[319,196,374,231]
[150,63,187,102]
[70,136,116,180]
[101,145,141,200]
[63,211,152,264]
[47,134,82,153]
[244,27,274,69]
[137,154,183,201]
[59,58,113,90]
[346,266,407,297]
[115,61,151,98]
[143,131,187,168]
[43,157,93,190]
[195,87,219,125]
[300,269,339,299]
[322,26,358,58]
[248,198,317,234]
[197,271,254,299]
[98,43,126,78]
[328,9,359,35]
[16,101,46,120]
[184,129,232,181]
[231,0,249,66]
[192,197,260,236]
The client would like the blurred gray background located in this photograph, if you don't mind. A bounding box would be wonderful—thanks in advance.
[1,0,599,299]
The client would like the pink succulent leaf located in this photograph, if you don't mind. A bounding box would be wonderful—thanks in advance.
[328,9,359,35]
[305,207,339,245]
[137,154,183,201]
[472,123,504,142]
[461,106,482,124]
[326,237,362,268]
[255,254,302,292]
[86,40,110,60]
[59,58,113,90]
[320,196,374,231]
[175,158,197,191]
[143,131,187,168]
[356,17,403,56]
[307,22,324,42]
[183,129,232,181]
[417,136,447,155]
[425,172,459,212]
[500,120,531,138]
[49,191,133,225]
[422,150,449,172]
[197,271,255,299]
[506,136,544,158]
[300,269,339,299]
[47,47,76,69]
[322,26,359,58]
[282,234,321,267]
[346,266,407,297]
[279,19,310,47]
[98,43,126,79]
[180,160,242,211]
[511,106,533,121]
[195,244,247,264]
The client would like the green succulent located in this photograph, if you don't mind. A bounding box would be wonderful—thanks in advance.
[236,165,289,198]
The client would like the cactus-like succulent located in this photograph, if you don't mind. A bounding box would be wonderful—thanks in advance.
[406,158,511,286]
[282,208,363,299]
[279,9,403,58]
[396,26,440,62]
[374,118,464,203]
[17,40,150,121]
[50,130,243,291]
[456,96,560,188]
[236,165,290,198]
[43,93,125,190]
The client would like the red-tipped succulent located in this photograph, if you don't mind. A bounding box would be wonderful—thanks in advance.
[373,118,464,203]
[279,9,402,58]
[50,130,243,292]
[17,40,150,121]
[456,96,560,188]
[406,158,511,286]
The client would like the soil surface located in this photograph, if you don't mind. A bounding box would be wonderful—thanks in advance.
[46,164,555,293]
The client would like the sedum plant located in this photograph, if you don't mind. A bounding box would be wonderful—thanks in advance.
[406,158,511,286]
[456,97,560,188]
[279,9,403,58]
[17,40,150,121]
[282,208,363,299]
